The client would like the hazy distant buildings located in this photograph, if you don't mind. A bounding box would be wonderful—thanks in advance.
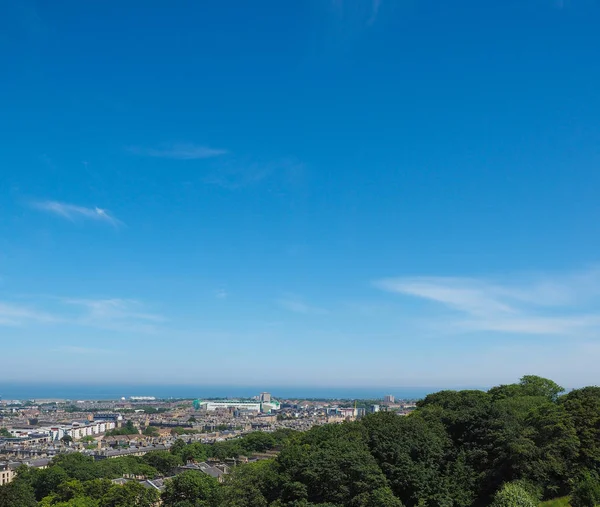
[339,408,356,418]
[370,404,380,413]
[200,399,280,413]
[259,392,272,403]
[384,395,395,403]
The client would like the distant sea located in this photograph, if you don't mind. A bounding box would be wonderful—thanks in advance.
[0,384,457,401]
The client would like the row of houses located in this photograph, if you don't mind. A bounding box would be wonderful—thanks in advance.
[6,419,117,442]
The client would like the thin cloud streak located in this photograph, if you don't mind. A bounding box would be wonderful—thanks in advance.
[0,297,163,334]
[31,200,122,227]
[375,267,600,336]
[0,302,59,326]
[63,298,164,333]
[129,143,227,160]
[278,297,328,315]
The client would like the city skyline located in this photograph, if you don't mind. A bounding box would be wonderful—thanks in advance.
[2,0,600,387]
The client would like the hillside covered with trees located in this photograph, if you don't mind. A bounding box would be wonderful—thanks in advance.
[1,375,599,506]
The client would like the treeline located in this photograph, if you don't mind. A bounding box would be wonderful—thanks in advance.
[1,376,600,506]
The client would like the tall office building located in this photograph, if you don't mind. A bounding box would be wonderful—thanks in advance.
[384,394,395,403]
[259,392,271,403]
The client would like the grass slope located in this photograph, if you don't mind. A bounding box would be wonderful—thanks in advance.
[539,497,571,507]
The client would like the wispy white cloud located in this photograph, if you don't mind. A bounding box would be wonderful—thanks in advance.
[0,297,163,333]
[129,143,227,160]
[215,289,228,299]
[0,302,58,326]
[31,200,122,227]
[278,296,328,315]
[204,158,303,190]
[375,267,600,336]
[63,298,164,333]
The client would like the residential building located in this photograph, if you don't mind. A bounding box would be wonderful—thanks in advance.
[0,463,14,486]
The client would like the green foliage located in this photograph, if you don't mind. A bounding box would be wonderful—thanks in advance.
[490,482,537,507]
[220,461,279,507]
[489,376,564,403]
[171,426,199,436]
[162,470,220,507]
[519,376,565,402]
[561,387,600,470]
[0,427,12,438]
[99,480,159,507]
[45,452,158,482]
[143,425,159,436]
[142,450,182,474]
[32,466,70,500]
[178,442,210,463]
[0,479,37,507]
[170,438,187,456]
[570,472,600,507]
[105,420,138,436]
[539,497,572,507]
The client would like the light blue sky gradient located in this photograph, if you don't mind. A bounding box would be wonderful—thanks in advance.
[1,0,600,388]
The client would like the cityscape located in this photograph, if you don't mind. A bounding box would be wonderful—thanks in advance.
[0,391,416,487]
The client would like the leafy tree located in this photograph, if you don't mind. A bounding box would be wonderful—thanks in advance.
[277,422,393,506]
[361,412,453,506]
[221,459,281,506]
[51,454,98,482]
[161,470,220,507]
[490,482,537,507]
[170,438,187,456]
[350,486,404,506]
[53,478,86,503]
[143,425,159,436]
[51,498,99,507]
[82,479,113,499]
[571,472,600,507]
[142,450,182,475]
[94,456,158,480]
[520,403,579,497]
[0,479,37,507]
[519,376,565,402]
[61,435,73,445]
[105,420,138,436]
[0,427,12,438]
[100,481,159,507]
[239,431,276,453]
[210,440,244,461]
[489,376,564,403]
[561,386,600,469]
[32,466,70,500]
[179,442,210,463]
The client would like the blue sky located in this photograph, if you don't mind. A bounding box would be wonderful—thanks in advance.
[2,0,600,389]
